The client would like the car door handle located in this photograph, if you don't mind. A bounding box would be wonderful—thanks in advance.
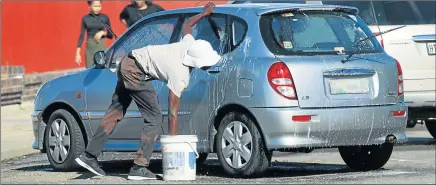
[207,66,221,74]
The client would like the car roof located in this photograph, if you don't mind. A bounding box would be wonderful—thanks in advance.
[129,2,359,31]
[154,3,359,16]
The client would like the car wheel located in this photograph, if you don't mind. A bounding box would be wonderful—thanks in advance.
[44,109,85,171]
[338,143,394,171]
[216,112,270,177]
[425,120,436,140]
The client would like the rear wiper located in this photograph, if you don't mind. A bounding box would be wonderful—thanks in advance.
[90,12,118,39]
[341,25,406,63]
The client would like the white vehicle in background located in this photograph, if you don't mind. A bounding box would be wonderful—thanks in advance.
[320,1,436,139]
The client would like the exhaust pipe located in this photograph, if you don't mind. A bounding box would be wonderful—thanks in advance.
[385,135,397,144]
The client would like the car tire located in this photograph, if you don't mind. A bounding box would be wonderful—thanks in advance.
[338,143,394,171]
[425,120,436,140]
[216,112,271,178]
[44,109,85,171]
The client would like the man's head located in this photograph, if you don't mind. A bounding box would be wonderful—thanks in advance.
[183,39,221,70]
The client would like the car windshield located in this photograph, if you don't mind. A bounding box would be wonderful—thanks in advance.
[261,11,383,55]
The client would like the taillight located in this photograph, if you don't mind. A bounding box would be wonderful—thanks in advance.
[392,110,406,117]
[395,59,404,96]
[267,62,297,100]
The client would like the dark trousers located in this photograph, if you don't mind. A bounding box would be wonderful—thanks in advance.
[85,56,162,166]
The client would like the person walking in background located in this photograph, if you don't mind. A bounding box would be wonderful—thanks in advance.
[120,0,164,28]
[75,0,113,68]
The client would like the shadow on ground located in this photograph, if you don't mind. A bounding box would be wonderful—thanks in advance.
[14,158,358,180]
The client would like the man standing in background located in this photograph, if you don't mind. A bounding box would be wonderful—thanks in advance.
[120,0,164,28]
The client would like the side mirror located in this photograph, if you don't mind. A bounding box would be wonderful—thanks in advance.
[93,51,106,68]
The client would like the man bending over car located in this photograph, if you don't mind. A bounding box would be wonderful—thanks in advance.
[75,2,221,180]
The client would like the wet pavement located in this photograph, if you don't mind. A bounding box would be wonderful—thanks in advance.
[1,126,435,184]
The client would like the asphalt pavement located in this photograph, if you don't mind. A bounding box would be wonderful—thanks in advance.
[1,126,435,184]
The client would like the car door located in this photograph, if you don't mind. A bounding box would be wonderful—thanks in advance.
[157,14,230,150]
[84,14,182,149]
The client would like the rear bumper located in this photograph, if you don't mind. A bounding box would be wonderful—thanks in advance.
[250,103,408,150]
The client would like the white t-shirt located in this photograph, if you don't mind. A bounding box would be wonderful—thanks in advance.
[130,34,195,97]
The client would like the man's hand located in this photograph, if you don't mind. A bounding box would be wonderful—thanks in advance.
[202,2,215,16]
[182,2,216,37]
[168,90,181,136]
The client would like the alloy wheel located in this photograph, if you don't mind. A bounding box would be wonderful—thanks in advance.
[221,121,253,169]
[48,118,71,163]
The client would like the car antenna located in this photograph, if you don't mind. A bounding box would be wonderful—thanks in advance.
[89,12,119,39]
[342,25,406,63]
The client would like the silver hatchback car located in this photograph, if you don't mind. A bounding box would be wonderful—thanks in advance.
[32,3,408,177]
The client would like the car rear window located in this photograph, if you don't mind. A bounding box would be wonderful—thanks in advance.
[260,11,384,56]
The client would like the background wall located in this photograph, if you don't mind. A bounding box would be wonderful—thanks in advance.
[1,1,225,74]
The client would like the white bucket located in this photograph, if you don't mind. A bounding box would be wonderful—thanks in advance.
[160,135,199,181]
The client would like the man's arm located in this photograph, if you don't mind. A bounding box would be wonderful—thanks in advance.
[168,90,181,135]
[182,13,206,37]
[182,2,215,37]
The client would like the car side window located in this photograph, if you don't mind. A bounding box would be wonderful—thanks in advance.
[231,17,248,50]
[180,14,229,55]
[109,16,180,68]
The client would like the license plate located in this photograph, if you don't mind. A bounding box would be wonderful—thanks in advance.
[427,42,436,55]
[329,78,370,95]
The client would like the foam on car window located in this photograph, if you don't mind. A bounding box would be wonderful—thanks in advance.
[334,47,345,54]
